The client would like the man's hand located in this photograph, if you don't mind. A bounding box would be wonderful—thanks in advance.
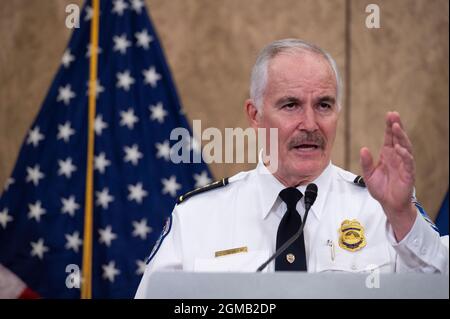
[360,111,417,242]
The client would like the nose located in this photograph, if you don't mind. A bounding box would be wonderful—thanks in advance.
[298,105,318,132]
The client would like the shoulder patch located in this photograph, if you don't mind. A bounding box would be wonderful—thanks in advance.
[146,215,172,264]
[176,178,229,204]
[413,200,440,233]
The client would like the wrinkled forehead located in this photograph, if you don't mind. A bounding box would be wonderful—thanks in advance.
[266,51,337,94]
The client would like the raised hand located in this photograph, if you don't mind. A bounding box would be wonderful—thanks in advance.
[360,111,417,241]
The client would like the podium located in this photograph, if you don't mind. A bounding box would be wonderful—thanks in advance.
[142,272,449,299]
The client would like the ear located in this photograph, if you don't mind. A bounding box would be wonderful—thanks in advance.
[245,99,261,130]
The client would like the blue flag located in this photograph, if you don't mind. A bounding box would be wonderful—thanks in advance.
[0,0,211,298]
[436,191,449,236]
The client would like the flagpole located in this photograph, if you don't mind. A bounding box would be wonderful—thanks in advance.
[81,0,100,299]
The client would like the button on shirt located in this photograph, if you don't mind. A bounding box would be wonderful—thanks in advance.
[135,159,449,297]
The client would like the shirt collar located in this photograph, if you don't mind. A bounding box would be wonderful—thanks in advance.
[254,152,334,221]
[254,159,286,220]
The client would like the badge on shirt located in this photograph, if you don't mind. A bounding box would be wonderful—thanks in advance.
[146,215,172,264]
[338,219,366,252]
[215,246,248,258]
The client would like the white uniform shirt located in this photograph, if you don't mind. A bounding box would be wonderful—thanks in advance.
[135,160,449,297]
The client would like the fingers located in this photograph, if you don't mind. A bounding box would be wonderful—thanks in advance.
[394,144,414,172]
[394,144,415,183]
[360,147,375,179]
[392,122,413,154]
[389,111,413,154]
[383,111,412,152]
[388,111,402,128]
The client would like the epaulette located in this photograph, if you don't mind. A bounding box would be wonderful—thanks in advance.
[353,175,366,187]
[176,178,229,204]
[337,168,366,188]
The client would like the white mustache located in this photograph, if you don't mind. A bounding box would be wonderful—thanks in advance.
[288,131,325,149]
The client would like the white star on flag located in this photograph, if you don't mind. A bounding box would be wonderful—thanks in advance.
[86,79,104,99]
[57,121,75,142]
[28,201,46,222]
[94,114,108,136]
[26,165,45,186]
[65,231,83,253]
[113,34,131,54]
[128,183,148,204]
[155,140,171,161]
[0,208,13,229]
[58,157,77,178]
[98,225,117,247]
[27,126,45,147]
[61,195,80,217]
[57,84,76,105]
[117,70,135,91]
[130,0,145,13]
[85,44,102,58]
[149,102,168,123]
[143,66,161,88]
[124,144,143,165]
[61,49,75,68]
[84,5,93,21]
[120,108,139,129]
[102,261,120,283]
[132,218,152,240]
[94,152,111,174]
[4,178,14,191]
[135,259,147,275]
[161,175,182,197]
[30,238,49,260]
[135,29,153,49]
[84,5,101,22]
[96,188,114,210]
[112,0,128,16]
[193,171,212,188]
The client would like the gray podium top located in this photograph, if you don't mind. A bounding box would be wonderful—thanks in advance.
[143,272,449,299]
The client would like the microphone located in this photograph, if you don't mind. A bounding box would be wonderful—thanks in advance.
[256,183,318,272]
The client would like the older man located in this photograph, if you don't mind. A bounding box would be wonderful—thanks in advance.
[135,39,448,297]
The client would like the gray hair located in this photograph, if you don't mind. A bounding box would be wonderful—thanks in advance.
[250,39,342,111]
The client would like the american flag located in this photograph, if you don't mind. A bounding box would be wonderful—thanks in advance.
[0,0,211,298]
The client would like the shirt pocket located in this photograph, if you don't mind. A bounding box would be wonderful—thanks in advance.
[194,250,270,272]
[315,242,392,273]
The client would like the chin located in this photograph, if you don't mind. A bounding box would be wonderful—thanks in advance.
[292,164,321,177]
[288,157,327,179]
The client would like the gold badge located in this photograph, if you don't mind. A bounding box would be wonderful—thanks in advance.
[286,253,295,264]
[338,219,366,252]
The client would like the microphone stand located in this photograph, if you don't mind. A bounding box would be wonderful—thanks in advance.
[256,206,311,272]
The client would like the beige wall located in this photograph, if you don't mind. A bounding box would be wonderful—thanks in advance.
[0,0,448,219]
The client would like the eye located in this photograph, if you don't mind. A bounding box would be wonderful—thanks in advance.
[283,102,297,109]
[318,102,332,110]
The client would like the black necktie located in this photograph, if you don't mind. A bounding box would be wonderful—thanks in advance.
[275,187,307,271]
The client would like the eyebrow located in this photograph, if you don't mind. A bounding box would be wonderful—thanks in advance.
[275,95,336,107]
[317,95,336,104]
